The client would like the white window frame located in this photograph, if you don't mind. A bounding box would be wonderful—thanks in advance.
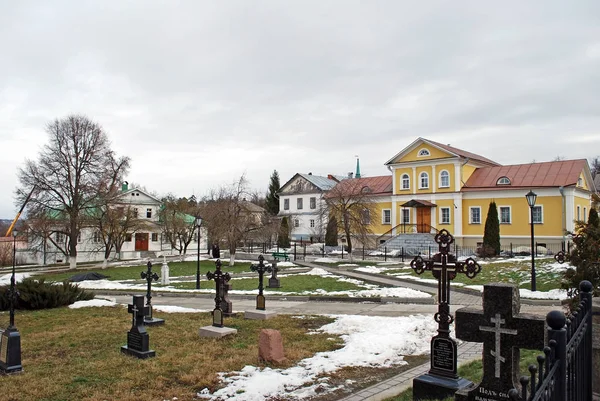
[419,172,429,189]
[469,207,481,224]
[382,209,391,225]
[401,174,410,190]
[283,199,289,210]
[576,205,581,221]
[297,198,303,210]
[439,170,450,188]
[401,208,410,224]
[310,219,315,228]
[309,197,316,209]
[146,208,152,218]
[497,177,511,185]
[417,148,430,157]
[529,205,544,224]
[499,206,511,224]
[294,219,299,228]
[577,177,583,187]
[440,207,451,224]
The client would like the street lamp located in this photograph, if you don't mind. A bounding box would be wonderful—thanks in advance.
[525,190,537,292]
[0,229,22,374]
[195,216,203,290]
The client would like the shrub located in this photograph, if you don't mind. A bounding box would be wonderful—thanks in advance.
[325,217,338,247]
[482,201,500,256]
[0,278,95,310]
[278,217,291,248]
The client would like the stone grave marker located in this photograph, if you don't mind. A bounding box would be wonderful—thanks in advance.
[121,295,156,359]
[245,255,277,320]
[141,261,164,326]
[259,329,287,364]
[267,260,281,288]
[454,283,546,401]
[199,259,237,338]
[411,229,482,400]
[160,256,170,285]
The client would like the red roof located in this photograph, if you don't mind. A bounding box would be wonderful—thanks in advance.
[426,138,500,166]
[462,159,587,191]
[326,176,392,197]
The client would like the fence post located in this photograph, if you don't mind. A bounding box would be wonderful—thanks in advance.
[293,243,297,261]
[322,245,325,258]
[303,244,306,261]
[384,246,387,262]
[547,310,567,401]
[428,246,431,258]
[510,242,513,256]
[535,241,538,257]
[580,281,593,400]
[362,246,365,261]
[341,246,344,259]
[401,246,404,262]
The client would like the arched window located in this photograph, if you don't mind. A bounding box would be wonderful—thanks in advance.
[419,172,429,189]
[418,148,430,157]
[401,174,410,190]
[496,176,511,185]
[439,170,450,188]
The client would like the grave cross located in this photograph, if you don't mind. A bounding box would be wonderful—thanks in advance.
[455,284,546,401]
[410,229,481,378]
[250,254,272,311]
[128,295,149,330]
[206,259,231,328]
[140,261,159,321]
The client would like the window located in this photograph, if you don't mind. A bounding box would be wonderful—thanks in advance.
[469,207,481,224]
[146,208,152,218]
[584,207,587,221]
[382,209,391,224]
[151,233,158,242]
[294,219,299,228]
[297,198,303,210]
[77,232,82,243]
[497,177,511,185]
[440,207,450,224]
[93,231,101,243]
[125,233,132,242]
[419,172,429,189]
[310,219,315,228]
[577,177,583,187]
[284,199,289,210]
[401,174,410,190]
[532,205,543,224]
[310,197,316,209]
[133,208,138,217]
[361,209,371,225]
[499,206,511,224]
[418,148,430,157]
[439,171,450,188]
[401,208,410,224]
[577,206,581,221]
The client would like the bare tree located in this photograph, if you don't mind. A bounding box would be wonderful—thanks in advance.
[17,115,130,269]
[324,178,378,255]
[159,195,199,256]
[200,175,262,265]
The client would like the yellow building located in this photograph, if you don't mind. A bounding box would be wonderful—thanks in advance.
[338,138,595,250]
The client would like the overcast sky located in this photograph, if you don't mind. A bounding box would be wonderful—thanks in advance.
[1,1,598,218]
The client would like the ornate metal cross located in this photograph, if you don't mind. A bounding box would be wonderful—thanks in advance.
[140,261,159,321]
[206,259,231,327]
[250,254,272,311]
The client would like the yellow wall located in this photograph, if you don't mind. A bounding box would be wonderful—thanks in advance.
[435,199,455,233]
[394,167,413,195]
[574,195,591,222]
[397,144,453,163]
[577,173,589,190]
[436,163,455,193]
[370,201,392,235]
[461,165,477,187]
[462,196,563,237]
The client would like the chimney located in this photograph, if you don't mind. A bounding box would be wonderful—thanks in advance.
[327,174,334,179]
[348,172,353,179]
[122,181,129,192]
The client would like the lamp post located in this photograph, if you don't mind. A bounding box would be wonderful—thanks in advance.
[195,216,203,290]
[9,230,17,329]
[525,190,537,292]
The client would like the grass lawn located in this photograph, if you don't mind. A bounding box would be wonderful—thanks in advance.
[0,306,342,400]
[379,257,566,292]
[167,274,368,293]
[384,349,541,401]
[34,260,257,283]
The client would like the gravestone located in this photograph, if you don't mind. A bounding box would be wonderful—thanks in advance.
[160,256,170,285]
[267,260,281,288]
[411,229,482,401]
[221,281,233,317]
[121,295,156,359]
[141,261,164,326]
[0,268,22,374]
[199,259,237,338]
[258,329,287,364]
[245,255,277,320]
[454,284,546,400]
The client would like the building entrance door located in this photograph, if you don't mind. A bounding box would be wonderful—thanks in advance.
[416,208,431,233]
[135,233,149,251]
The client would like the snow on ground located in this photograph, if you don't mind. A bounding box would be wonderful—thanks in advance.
[313,257,339,264]
[464,285,568,300]
[273,261,297,267]
[338,263,359,267]
[68,299,118,308]
[198,314,437,401]
[355,266,394,274]
[153,305,208,313]
[0,272,32,285]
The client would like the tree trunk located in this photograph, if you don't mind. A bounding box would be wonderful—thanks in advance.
[229,250,236,266]
[102,259,108,269]
[69,255,77,269]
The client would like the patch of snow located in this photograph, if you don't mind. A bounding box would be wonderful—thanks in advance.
[519,288,568,300]
[313,257,340,264]
[273,261,297,267]
[200,314,437,400]
[0,273,32,285]
[68,299,117,308]
[338,263,359,267]
[355,266,392,274]
[153,305,208,313]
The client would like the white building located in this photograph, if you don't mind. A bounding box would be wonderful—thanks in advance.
[278,173,341,242]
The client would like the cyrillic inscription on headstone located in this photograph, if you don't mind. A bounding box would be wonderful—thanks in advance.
[127,331,143,351]
[0,336,7,364]
[432,337,455,372]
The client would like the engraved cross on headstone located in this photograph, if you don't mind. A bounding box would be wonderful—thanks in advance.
[206,259,231,328]
[455,284,546,401]
[250,254,272,311]
[128,295,149,330]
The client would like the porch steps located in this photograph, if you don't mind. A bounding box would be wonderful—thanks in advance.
[380,233,438,255]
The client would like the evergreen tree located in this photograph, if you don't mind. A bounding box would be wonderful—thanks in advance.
[325,217,338,246]
[265,170,280,215]
[481,201,500,257]
[277,217,290,248]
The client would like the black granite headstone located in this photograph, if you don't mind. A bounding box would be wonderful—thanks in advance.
[455,284,546,400]
[121,295,156,359]
[267,260,281,288]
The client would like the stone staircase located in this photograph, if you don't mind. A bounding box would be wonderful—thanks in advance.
[380,233,438,256]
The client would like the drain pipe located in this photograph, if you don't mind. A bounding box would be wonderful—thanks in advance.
[559,186,566,250]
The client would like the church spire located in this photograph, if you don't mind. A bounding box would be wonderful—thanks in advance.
[355,156,361,178]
